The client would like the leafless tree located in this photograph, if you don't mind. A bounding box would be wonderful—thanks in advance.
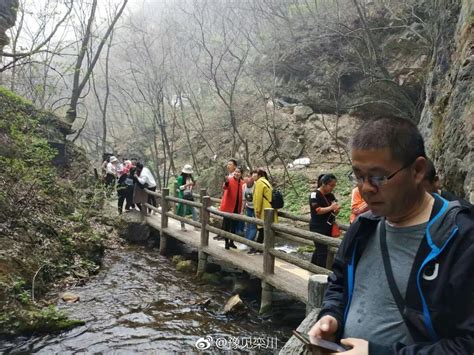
[91,29,114,156]
[65,0,128,126]
[186,0,252,169]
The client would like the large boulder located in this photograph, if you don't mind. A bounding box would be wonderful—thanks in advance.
[117,210,150,243]
[292,105,313,122]
[281,138,305,159]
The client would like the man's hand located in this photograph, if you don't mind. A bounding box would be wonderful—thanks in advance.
[308,315,338,341]
[339,338,368,354]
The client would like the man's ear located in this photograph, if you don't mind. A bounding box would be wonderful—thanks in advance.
[413,157,427,184]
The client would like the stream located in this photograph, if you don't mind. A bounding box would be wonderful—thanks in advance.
[0,245,303,353]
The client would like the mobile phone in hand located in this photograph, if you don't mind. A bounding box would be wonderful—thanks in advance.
[292,330,349,353]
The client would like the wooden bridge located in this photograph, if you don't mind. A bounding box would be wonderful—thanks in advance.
[139,187,346,312]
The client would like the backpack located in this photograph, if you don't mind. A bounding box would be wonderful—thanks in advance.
[262,180,284,209]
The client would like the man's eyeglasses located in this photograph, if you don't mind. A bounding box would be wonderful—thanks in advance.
[348,162,413,188]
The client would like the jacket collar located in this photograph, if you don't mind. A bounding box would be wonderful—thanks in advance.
[354,193,464,249]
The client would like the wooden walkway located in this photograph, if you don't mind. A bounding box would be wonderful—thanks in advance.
[146,212,312,303]
[118,187,344,310]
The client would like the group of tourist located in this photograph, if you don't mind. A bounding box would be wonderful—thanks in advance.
[102,149,472,271]
[214,159,278,252]
[174,159,277,253]
[100,155,157,214]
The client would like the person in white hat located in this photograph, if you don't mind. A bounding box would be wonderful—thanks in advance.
[176,164,198,231]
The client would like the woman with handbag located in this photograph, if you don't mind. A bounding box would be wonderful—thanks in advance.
[176,164,198,231]
[309,174,340,267]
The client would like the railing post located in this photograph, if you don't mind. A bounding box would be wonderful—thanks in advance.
[199,188,207,200]
[260,208,275,315]
[260,281,273,314]
[306,275,328,315]
[173,181,179,212]
[160,188,169,255]
[200,196,211,248]
[197,188,207,228]
[197,195,211,277]
[263,208,275,275]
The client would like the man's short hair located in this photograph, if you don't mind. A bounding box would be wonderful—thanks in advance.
[136,162,144,169]
[228,158,237,166]
[350,117,426,165]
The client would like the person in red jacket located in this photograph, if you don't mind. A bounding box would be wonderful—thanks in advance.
[219,166,244,249]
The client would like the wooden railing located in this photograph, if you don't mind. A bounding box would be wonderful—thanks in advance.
[141,187,346,276]
[142,188,347,275]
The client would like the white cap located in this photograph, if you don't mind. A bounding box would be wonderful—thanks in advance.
[182,164,193,174]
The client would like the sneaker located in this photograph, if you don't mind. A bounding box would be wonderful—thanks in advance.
[247,249,257,255]
[238,244,249,251]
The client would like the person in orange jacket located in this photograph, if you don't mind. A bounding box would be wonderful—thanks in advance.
[219,166,244,249]
[350,186,369,224]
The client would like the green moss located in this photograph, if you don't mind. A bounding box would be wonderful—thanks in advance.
[172,255,186,265]
[0,86,33,107]
[332,166,353,225]
[278,172,310,213]
[200,272,222,285]
[0,305,85,336]
[0,88,105,336]
[176,260,195,272]
[297,245,315,253]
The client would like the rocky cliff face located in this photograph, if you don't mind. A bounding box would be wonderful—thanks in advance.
[419,0,473,202]
[0,0,18,54]
[257,1,431,123]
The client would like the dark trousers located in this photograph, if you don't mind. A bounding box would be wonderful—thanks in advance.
[222,217,236,247]
[118,192,135,213]
[310,225,330,267]
[118,193,126,213]
[256,228,264,243]
[311,243,328,267]
[125,186,134,210]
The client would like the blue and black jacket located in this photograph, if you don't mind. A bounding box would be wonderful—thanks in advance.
[318,194,474,354]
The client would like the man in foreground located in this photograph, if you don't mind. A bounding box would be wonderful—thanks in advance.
[308,117,473,354]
